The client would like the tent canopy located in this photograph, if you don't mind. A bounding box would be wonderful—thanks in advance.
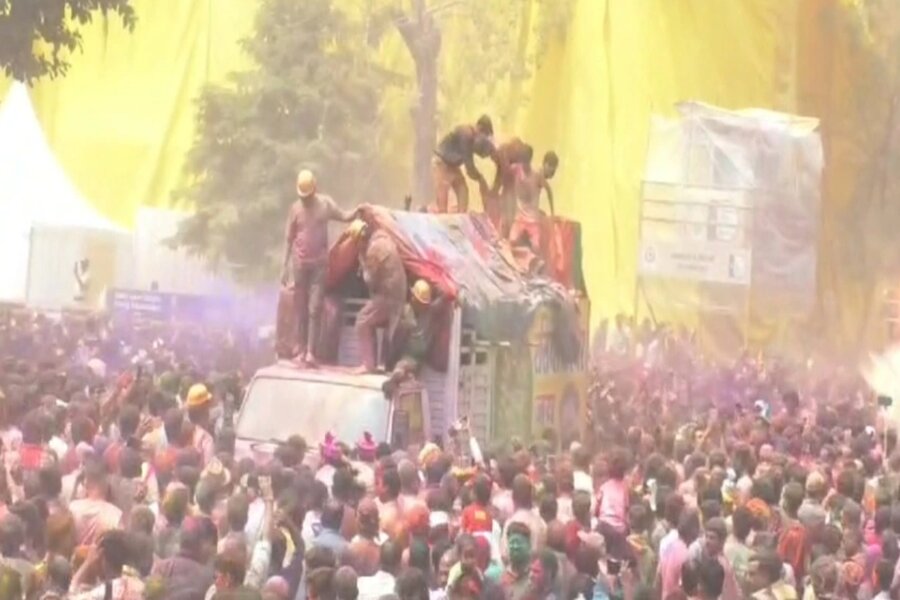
[0,83,126,233]
[0,82,127,302]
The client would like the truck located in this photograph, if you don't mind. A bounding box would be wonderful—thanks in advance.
[235,207,589,456]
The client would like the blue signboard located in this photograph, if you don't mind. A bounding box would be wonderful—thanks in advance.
[107,288,235,323]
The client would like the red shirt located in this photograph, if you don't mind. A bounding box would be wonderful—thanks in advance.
[20,443,47,471]
[460,503,493,534]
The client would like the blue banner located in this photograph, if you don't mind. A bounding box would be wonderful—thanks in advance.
[107,288,235,323]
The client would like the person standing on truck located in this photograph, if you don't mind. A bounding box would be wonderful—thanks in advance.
[281,169,358,366]
[432,115,495,213]
[352,220,408,373]
[509,151,559,254]
[490,138,533,236]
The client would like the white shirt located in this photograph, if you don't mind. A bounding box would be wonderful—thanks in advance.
[301,510,322,550]
[573,470,593,495]
[48,436,68,462]
[357,570,396,600]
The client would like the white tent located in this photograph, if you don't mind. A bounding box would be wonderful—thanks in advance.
[0,82,129,307]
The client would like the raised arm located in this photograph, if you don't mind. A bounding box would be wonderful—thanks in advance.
[326,197,358,222]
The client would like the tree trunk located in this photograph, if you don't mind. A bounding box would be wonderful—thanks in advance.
[398,0,441,207]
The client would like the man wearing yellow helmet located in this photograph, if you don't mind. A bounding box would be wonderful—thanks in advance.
[282,169,359,365]
[383,279,450,393]
[354,223,407,373]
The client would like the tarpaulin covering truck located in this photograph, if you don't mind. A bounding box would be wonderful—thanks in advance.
[235,206,589,458]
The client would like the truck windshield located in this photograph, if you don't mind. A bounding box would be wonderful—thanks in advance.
[235,377,390,444]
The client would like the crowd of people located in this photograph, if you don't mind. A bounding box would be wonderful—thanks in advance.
[0,304,896,600]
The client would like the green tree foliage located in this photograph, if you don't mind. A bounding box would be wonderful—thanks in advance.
[0,0,136,82]
[174,0,394,281]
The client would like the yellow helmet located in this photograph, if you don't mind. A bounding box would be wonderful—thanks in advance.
[185,383,212,408]
[348,219,368,239]
[411,279,432,305]
[296,169,317,198]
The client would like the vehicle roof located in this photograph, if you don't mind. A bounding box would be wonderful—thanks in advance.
[250,361,390,390]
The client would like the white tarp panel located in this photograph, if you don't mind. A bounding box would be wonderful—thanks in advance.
[133,207,235,295]
[26,225,133,310]
[0,82,127,303]
[640,101,822,313]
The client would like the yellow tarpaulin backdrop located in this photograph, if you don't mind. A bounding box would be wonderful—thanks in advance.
[0,0,890,353]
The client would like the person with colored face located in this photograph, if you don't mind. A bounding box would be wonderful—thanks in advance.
[528,549,560,599]
[501,524,533,600]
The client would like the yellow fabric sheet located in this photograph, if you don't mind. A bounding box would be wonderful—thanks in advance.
[25,0,256,226]
[0,0,887,352]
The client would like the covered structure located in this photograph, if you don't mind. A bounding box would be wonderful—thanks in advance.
[0,83,130,308]
[326,206,586,362]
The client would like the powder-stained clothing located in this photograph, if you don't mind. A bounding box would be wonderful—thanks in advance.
[492,138,531,234]
[285,193,349,357]
[70,498,123,546]
[359,230,407,302]
[356,230,408,370]
[285,194,344,265]
[435,125,478,169]
[433,125,481,213]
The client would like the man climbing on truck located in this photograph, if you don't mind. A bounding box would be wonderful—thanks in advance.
[431,115,495,213]
[352,219,408,373]
[382,279,451,395]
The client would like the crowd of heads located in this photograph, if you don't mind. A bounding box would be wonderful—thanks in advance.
[0,306,896,600]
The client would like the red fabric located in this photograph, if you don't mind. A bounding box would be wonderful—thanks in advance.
[547,218,579,289]
[20,444,46,471]
[460,503,493,534]
[325,207,459,301]
[777,521,808,582]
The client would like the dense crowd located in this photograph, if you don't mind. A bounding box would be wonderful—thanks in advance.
[0,307,896,600]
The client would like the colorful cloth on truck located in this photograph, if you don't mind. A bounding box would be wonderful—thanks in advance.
[326,207,586,367]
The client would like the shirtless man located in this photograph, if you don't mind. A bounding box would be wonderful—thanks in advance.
[281,169,357,366]
[490,138,533,235]
[509,151,559,252]
[432,115,495,213]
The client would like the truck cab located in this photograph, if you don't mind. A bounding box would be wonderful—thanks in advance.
[234,361,429,463]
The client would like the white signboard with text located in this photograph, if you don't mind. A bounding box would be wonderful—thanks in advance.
[639,241,751,285]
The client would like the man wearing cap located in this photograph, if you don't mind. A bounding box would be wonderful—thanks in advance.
[352,220,407,374]
[282,169,358,366]
[432,115,495,213]
[186,383,215,465]
[382,279,448,392]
